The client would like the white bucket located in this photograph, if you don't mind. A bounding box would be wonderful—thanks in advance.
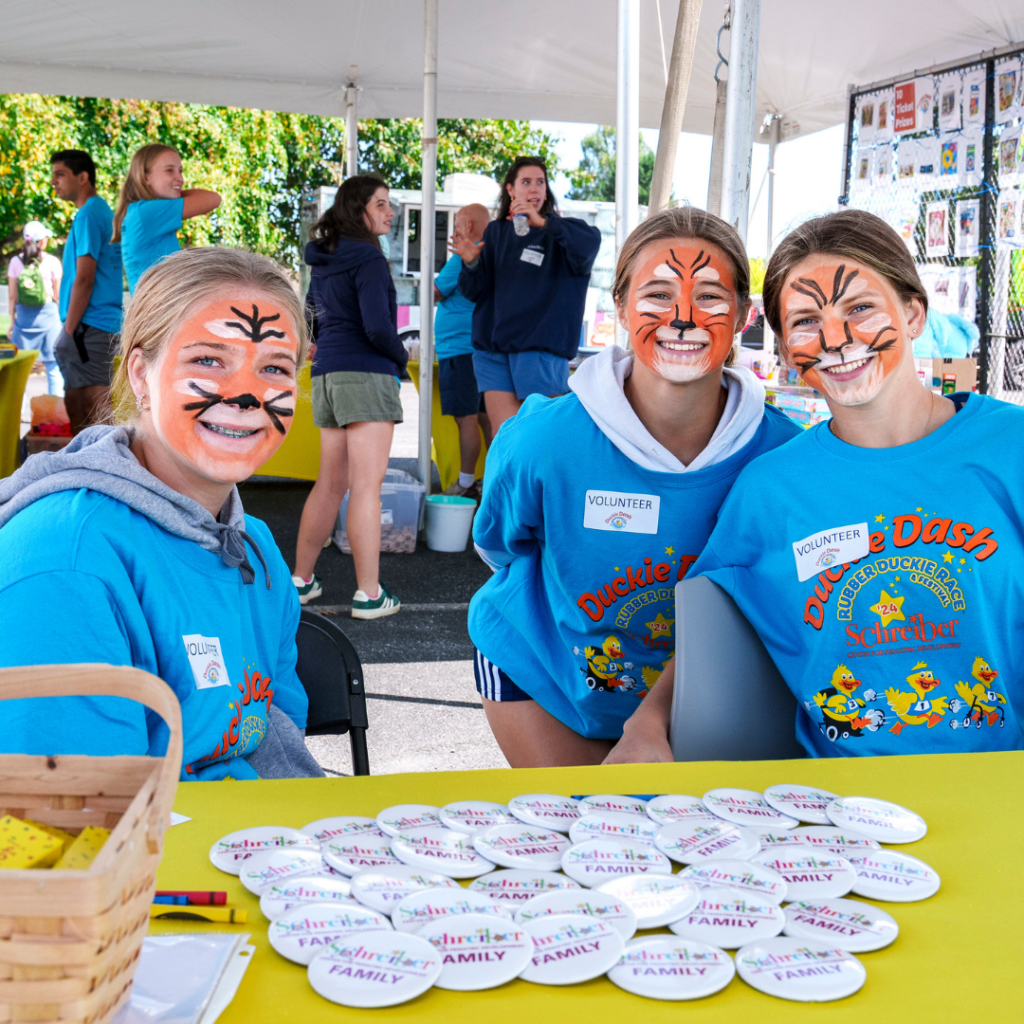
[424,495,477,552]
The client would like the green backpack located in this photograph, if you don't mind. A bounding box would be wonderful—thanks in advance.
[17,262,48,307]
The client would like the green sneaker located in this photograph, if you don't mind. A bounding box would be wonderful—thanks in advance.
[351,583,401,620]
[292,574,323,605]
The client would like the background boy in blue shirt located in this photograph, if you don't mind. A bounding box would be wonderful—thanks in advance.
[435,203,492,497]
[49,149,124,434]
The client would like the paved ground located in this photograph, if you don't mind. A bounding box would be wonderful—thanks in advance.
[238,382,508,776]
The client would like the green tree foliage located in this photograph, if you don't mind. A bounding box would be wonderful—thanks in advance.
[566,125,655,205]
[0,95,561,271]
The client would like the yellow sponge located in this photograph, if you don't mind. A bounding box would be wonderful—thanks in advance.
[23,819,76,855]
[0,815,64,869]
[55,826,111,870]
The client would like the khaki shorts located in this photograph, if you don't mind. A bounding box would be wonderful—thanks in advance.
[312,371,404,428]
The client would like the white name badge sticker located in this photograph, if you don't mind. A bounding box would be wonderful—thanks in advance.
[469,869,581,904]
[268,902,392,965]
[181,634,230,689]
[583,490,661,534]
[260,875,358,921]
[520,247,544,266]
[209,826,318,875]
[419,913,534,991]
[239,847,323,895]
[520,914,625,985]
[307,930,441,1009]
[514,888,637,940]
[783,897,899,952]
[826,796,927,844]
[669,885,786,949]
[679,858,788,905]
[349,866,461,914]
[608,936,735,1001]
[735,937,867,1002]
[792,523,869,582]
[596,874,701,929]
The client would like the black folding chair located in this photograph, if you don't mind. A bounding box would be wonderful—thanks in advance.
[296,610,370,775]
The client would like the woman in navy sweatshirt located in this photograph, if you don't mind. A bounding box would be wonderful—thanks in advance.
[456,157,602,432]
[292,174,406,619]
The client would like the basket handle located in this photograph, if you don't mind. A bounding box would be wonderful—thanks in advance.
[0,664,183,851]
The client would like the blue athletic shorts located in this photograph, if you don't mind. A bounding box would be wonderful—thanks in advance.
[474,648,531,702]
[438,353,485,418]
[472,349,570,400]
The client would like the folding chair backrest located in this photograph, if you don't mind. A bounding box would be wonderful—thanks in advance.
[670,576,806,762]
[295,610,370,774]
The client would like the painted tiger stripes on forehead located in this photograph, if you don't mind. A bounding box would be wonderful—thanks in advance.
[223,303,287,343]
[789,264,861,309]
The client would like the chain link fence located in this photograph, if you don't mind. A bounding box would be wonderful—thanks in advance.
[840,44,1024,401]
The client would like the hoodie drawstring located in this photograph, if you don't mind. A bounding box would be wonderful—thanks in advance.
[212,523,272,589]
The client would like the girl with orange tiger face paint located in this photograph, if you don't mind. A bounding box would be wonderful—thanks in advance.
[625,241,742,383]
[142,295,299,484]
[780,257,914,406]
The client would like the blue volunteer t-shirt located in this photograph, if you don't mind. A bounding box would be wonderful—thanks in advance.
[469,393,800,739]
[58,196,124,333]
[694,393,1024,758]
[434,254,475,359]
[0,489,307,780]
[122,197,184,293]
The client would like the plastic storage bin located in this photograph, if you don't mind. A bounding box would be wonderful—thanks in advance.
[333,467,425,555]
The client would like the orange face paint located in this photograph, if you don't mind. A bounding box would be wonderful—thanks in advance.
[628,244,738,382]
[781,262,904,406]
[148,297,299,483]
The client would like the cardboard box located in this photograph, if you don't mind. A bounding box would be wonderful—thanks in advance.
[931,358,977,394]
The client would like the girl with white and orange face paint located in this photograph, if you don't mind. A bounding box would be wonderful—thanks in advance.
[133,297,299,491]
[470,209,800,772]
[0,247,323,782]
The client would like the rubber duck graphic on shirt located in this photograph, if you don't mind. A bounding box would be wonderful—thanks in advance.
[885,662,948,734]
[950,656,1007,729]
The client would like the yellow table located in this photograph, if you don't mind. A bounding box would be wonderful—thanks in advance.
[0,350,38,478]
[156,752,1021,1022]
[408,360,487,492]
[253,364,321,481]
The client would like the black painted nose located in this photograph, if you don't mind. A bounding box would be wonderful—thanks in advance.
[670,318,696,333]
[223,393,261,410]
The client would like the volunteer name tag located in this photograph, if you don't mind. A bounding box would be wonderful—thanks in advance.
[792,523,869,582]
[584,490,660,534]
[182,634,230,689]
[520,247,544,266]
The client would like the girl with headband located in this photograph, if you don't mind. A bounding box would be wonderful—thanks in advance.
[609,209,1023,762]
[0,247,322,780]
[469,207,800,767]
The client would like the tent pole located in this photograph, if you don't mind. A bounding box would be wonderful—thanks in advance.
[615,0,640,251]
[720,0,760,241]
[706,4,730,218]
[649,0,703,214]
[418,0,438,505]
[766,113,779,252]
[345,65,359,177]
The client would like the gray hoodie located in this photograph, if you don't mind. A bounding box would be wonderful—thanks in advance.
[0,424,270,586]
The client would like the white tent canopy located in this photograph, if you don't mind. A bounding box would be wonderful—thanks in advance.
[2,1,1023,139]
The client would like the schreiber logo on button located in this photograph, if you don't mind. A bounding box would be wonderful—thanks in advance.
[584,490,660,534]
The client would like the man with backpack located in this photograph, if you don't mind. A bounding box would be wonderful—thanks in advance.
[49,149,124,433]
[7,221,64,396]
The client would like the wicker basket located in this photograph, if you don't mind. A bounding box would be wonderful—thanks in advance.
[0,664,182,1024]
